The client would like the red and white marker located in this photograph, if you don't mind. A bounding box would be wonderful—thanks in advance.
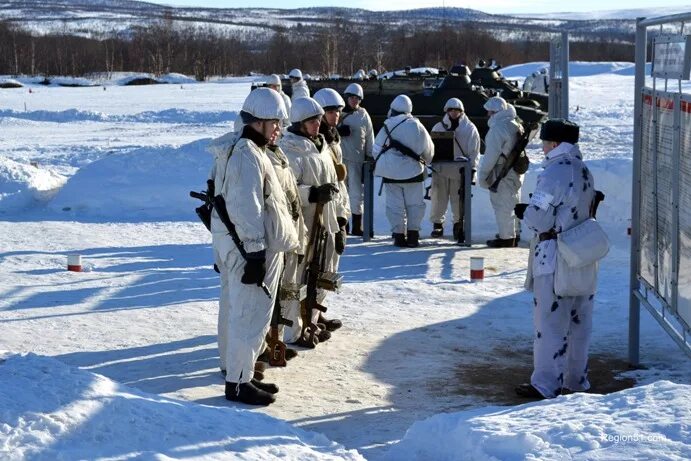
[470,256,484,281]
[67,254,82,272]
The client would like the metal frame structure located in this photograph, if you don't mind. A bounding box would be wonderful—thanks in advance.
[630,13,691,365]
[548,31,570,120]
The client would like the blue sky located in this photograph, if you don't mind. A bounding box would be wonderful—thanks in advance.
[145,0,689,15]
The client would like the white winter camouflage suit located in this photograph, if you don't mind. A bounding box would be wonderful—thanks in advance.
[523,142,596,398]
[373,114,434,234]
[291,80,310,102]
[279,129,342,322]
[430,113,480,225]
[209,129,295,384]
[478,106,523,239]
[266,144,308,343]
[339,106,375,215]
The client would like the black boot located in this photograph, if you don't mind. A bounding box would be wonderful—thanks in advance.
[225,381,275,405]
[406,230,419,248]
[292,332,319,349]
[515,383,551,399]
[453,222,465,242]
[431,223,443,238]
[486,237,517,248]
[251,378,279,394]
[285,347,298,360]
[351,214,363,236]
[316,324,332,342]
[319,312,343,331]
[393,233,407,247]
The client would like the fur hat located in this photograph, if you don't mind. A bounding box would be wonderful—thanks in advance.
[540,118,580,144]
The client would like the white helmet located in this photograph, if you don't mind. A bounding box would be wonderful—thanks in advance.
[390,94,413,115]
[313,88,345,110]
[344,83,364,99]
[265,74,281,87]
[443,97,464,112]
[369,69,379,77]
[483,96,507,112]
[289,68,303,79]
[241,87,288,123]
[290,97,325,124]
[353,69,367,80]
[540,67,548,74]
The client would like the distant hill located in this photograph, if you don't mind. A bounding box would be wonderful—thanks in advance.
[0,0,649,41]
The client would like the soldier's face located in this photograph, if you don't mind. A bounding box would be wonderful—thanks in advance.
[260,120,280,141]
[447,109,462,120]
[325,109,340,127]
[347,95,361,109]
[301,117,322,137]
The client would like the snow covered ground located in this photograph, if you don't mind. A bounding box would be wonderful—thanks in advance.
[0,62,689,460]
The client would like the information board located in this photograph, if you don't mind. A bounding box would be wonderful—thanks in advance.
[677,94,691,328]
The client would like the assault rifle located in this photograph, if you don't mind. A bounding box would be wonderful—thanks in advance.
[488,121,539,193]
[189,179,215,231]
[301,203,343,346]
[210,189,272,299]
[267,283,297,367]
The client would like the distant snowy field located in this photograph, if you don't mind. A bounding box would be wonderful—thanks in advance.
[0,62,689,460]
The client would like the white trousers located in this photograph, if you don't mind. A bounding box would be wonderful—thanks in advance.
[345,160,364,215]
[531,274,594,398]
[384,182,426,234]
[489,176,520,239]
[430,175,462,224]
[217,246,283,384]
[216,253,231,370]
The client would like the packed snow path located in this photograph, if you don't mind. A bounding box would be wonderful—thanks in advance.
[0,220,686,458]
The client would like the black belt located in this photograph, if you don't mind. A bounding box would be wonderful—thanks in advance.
[539,230,557,242]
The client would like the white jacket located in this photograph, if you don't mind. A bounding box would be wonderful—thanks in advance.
[279,130,340,234]
[209,131,297,254]
[373,114,434,181]
[431,113,481,174]
[339,107,375,163]
[532,74,549,94]
[324,135,351,220]
[478,108,522,189]
[524,143,596,277]
[266,144,308,255]
[280,91,292,129]
[291,80,310,102]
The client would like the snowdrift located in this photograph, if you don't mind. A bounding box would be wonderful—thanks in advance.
[0,156,65,213]
[382,381,691,461]
[0,352,363,460]
[49,140,213,221]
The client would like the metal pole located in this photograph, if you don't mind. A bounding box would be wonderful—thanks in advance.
[548,40,556,118]
[561,31,569,120]
[629,18,646,367]
[362,160,374,242]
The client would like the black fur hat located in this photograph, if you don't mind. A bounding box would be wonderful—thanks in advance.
[540,119,579,144]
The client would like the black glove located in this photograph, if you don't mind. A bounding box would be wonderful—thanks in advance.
[335,230,346,255]
[471,169,477,186]
[337,217,348,229]
[308,183,339,204]
[337,125,351,137]
[213,263,220,274]
[514,203,528,220]
[241,251,266,286]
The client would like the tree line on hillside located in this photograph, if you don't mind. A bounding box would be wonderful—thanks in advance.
[0,19,635,79]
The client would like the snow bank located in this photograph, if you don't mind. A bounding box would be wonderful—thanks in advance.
[0,108,237,124]
[49,140,214,220]
[382,381,691,461]
[0,156,66,213]
[501,61,647,78]
[0,352,364,460]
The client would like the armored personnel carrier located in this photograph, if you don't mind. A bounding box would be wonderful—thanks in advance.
[469,66,548,113]
[280,66,546,140]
